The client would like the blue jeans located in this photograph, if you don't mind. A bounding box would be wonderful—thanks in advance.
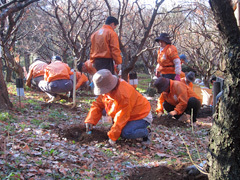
[121,119,150,139]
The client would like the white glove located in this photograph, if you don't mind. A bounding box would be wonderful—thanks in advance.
[85,123,93,133]
[108,139,116,145]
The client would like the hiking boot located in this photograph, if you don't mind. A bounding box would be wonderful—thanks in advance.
[142,132,152,146]
[142,128,152,146]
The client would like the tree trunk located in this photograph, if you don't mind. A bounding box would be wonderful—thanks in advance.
[6,67,12,82]
[24,52,30,73]
[0,59,13,109]
[208,0,240,179]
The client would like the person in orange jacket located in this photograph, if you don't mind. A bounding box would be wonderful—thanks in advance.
[154,77,201,123]
[26,57,48,88]
[180,71,195,90]
[155,33,181,80]
[38,56,73,103]
[85,69,153,146]
[176,54,189,80]
[77,60,97,76]
[90,16,122,74]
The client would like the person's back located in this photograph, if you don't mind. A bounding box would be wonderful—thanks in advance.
[29,60,48,78]
[26,59,48,88]
[45,61,72,82]
[90,16,122,74]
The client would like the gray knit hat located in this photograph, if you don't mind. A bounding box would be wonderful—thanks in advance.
[186,71,195,83]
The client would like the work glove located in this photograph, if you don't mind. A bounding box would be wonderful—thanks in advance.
[108,139,116,146]
[86,123,93,134]
[175,74,181,81]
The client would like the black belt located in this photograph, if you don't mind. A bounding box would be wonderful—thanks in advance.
[95,58,113,61]
[163,65,174,67]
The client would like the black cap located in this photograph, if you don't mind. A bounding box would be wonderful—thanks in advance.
[154,77,170,94]
[51,56,62,62]
[105,16,119,25]
[77,62,84,72]
[155,33,172,44]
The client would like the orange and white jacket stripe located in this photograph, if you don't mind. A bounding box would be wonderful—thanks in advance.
[44,61,73,82]
[85,79,151,141]
[90,25,122,65]
[157,45,179,74]
[156,80,201,114]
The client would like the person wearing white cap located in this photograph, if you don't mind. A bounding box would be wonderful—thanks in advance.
[84,69,153,146]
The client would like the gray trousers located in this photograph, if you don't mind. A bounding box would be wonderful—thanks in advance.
[32,76,44,87]
[38,79,73,97]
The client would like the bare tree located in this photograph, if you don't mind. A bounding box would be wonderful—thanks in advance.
[177,1,223,87]
[207,0,240,179]
[36,0,107,65]
[0,0,39,110]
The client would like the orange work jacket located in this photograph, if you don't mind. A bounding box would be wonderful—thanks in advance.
[180,78,193,90]
[85,79,151,141]
[90,25,122,65]
[156,45,179,74]
[44,61,73,82]
[75,72,88,90]
[156,80,201,115]
[26,60,48,87]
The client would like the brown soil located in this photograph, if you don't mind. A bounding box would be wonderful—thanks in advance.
[56,124,108,144]
[153,115,188,128]
[127,165,208,180]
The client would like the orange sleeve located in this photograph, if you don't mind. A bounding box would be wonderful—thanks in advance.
[156,94,165,113]
[75,73,88,90]
[107,97,132,141]
[85,96,105,125]
[109,32,122,65]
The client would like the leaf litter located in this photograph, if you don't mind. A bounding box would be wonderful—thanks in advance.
[0,85,211,179]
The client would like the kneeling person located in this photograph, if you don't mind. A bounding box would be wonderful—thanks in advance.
[154,77,201,123]
[38,56,73,103]
[85,69,153,145]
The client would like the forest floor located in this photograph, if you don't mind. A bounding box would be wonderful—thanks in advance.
[0,83,212,180]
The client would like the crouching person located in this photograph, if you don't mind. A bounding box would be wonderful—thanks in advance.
[154,77,201,124]
[38,56,73,103]
[26,57,48,89]
[85,69,153,146]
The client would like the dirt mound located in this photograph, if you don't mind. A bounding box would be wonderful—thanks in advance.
[127,165,208,180]
[198,106,213,118]
[153,115,188,128]
[57,124,108,144]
